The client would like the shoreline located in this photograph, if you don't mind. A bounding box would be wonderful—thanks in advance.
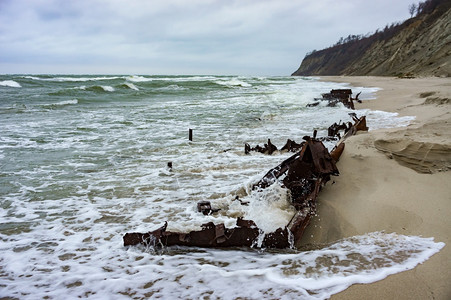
[303,76,451,299]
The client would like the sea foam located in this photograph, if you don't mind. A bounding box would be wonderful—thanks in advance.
[0,231,442,299]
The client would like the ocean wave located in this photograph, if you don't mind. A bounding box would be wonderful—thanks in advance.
[174,76,219,82]
[22,76,41,80]
[24,76,121,82]
[123,83,139,91]
[156,84,187,91]
[54,99,78,106]
[101,85,115,92]
[126,75,153,82]
[215,79,252,87]
[41,99,78,109]
[0,80,21,88]
[83,85,115,92]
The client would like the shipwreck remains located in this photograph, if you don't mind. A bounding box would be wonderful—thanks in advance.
[124,116,369,249]
[245,138,303,155]
[307,89,362,109]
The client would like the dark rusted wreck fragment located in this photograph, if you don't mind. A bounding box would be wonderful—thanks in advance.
[280,139,303,152]
[307,89,361,109]
[124,218,292,248]
[197,201,220,215]
[327,113,368,140]
[245,138,303,155]
[245,139,278,155]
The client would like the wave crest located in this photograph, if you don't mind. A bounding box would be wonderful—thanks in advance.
[215,79,251,87]
[126,75,153,82]
[0,80,21,88]
[24,76,120,82]
[123,83,139,91]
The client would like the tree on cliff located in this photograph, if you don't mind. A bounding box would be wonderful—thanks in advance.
[409,3,417,17]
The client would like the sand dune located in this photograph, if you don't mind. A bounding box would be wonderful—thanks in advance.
[374,120,451,173]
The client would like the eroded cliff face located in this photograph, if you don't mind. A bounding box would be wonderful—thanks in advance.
[292,1,451,77]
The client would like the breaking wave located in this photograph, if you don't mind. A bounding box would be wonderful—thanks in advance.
[84,85,115,92]
[41,99,78,109]
[215,78,252,87]
[0,80,21,88]
[24,76,121,82]
[126,75,153,82]
[122,83,139,91]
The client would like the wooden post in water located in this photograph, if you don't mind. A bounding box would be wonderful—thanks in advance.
[189,128,193,141]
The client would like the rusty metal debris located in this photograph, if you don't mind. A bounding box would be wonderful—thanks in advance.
[307,89,361,109]
[124,218,292,248]
[197,201,220,215]
[245,138,304,155]
[123,115,369,250]
[245,138,278,155]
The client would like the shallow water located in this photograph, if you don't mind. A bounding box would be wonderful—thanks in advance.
[0,74,440,299]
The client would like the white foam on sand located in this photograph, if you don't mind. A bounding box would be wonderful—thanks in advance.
[357,109,416,130]
[0,231,443,299]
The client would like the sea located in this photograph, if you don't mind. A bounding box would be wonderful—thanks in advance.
[0,75,444,299]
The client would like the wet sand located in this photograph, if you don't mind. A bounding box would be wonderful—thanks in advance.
[302,76,451,299]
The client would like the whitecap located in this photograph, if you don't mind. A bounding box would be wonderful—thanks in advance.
[126,75,153,82]
[124,83,139,91]
[22,76,41,80]
[41,99,78,109]
[156,84,187,91]
[0,80,21,88]
[29,76,120,82]
[55,99,78,106]
[54,76,120,82]
[101,85,115,92]
[215,78,252,87]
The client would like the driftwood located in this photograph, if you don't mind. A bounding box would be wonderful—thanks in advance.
[123,116,369,249]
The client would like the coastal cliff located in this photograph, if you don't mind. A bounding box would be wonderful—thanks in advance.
[292,0,451,77]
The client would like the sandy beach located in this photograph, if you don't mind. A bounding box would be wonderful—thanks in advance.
[300,76,451,299]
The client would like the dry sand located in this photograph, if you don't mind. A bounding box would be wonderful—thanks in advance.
[301,76,451,299]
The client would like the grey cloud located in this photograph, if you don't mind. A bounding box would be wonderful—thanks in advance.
[0,0,415,75]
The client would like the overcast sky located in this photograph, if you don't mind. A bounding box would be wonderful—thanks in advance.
[0,0,416,76]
